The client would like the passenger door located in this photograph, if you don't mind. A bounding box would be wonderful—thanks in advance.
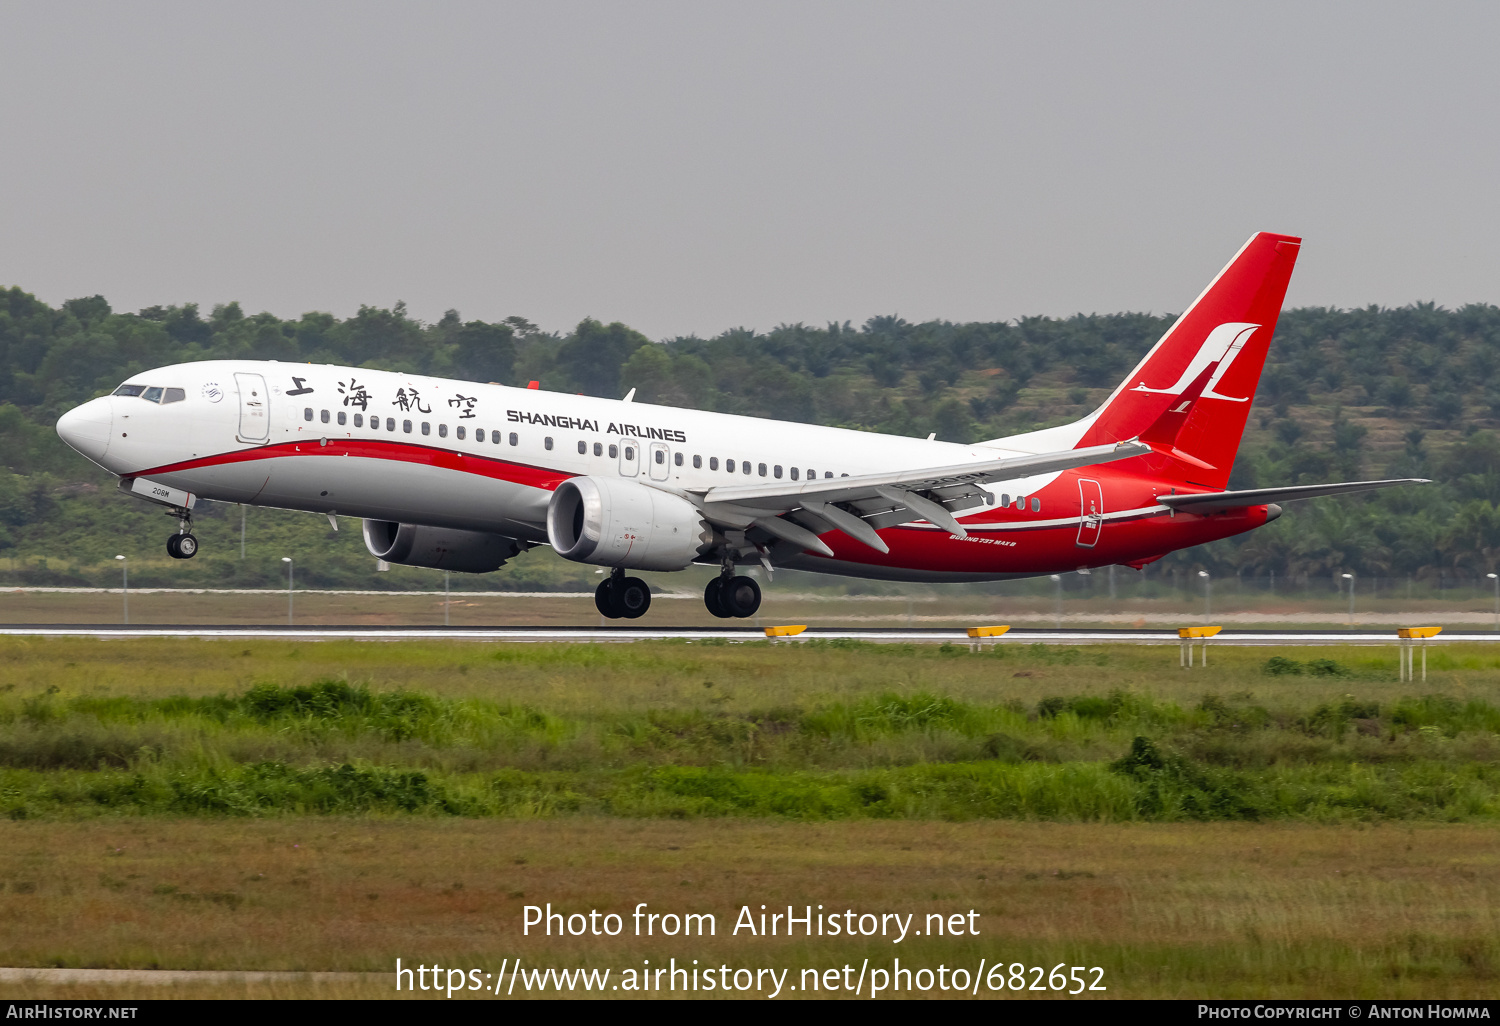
[234,372,269,443]
[648,441,671,481]
[1076,478,1103,548]
[617,437,639,477]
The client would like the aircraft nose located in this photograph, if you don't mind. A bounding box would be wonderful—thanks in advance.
[56,397,112,462]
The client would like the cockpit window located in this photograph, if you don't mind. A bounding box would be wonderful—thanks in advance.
[162,388,185,404]
[113,384,146,397]
[142,386,164,403]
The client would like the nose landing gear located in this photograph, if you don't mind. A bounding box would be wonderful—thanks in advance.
[595,569,651,619]
[166,533,198,559]
[165,509,198,560]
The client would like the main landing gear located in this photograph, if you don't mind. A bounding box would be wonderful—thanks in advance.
[704,571,761,619]
[596,569,651,620]
[165,509,198,560]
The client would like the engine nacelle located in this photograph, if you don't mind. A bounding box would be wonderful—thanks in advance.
[547,476,712,571]
[362,520,522,573]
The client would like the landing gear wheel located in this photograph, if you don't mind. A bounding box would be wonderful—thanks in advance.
[595,579,619,619]
[175,534,198,558]
[721,575,762,618]
[166,535,181,559]
[704,578,732,619]
[614,576,651,619]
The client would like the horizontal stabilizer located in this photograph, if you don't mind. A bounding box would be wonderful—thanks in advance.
[1158,478,1429,514]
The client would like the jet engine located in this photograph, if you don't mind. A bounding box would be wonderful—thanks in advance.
[547,476,713,571]
[362,520,522,573]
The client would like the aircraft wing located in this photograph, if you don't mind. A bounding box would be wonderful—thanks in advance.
[692,439,1150,555]
[1157,478,1429,514]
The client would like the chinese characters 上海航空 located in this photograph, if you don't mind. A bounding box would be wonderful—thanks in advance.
[448,394,477,419]
[393,387,431,414]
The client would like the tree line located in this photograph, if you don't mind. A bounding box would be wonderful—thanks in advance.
[2,284,1498,585]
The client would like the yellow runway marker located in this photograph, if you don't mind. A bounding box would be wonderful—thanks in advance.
[1178,625,1223,667]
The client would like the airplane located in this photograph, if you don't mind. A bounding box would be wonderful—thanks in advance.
[54,232,1424,620]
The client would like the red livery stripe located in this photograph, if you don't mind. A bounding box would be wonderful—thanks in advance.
[129,439,574,492]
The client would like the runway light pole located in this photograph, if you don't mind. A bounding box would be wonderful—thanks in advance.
[1342,572,1355,624]
[1198,570,1211,620]
[115,555,127,624]
[1050,574,1062,628]
[1489,573,1498,632]
[282,557,294,625]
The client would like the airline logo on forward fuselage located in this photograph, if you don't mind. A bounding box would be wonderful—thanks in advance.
[1130,321,1259,402]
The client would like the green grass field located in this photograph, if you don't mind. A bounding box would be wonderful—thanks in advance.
[1,637,1497,997]
[3,637,1499,822]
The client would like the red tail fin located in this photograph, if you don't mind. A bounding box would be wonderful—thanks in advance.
[1077,232,1301,488]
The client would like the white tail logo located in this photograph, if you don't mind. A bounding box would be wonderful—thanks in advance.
[1130,322,1258,402]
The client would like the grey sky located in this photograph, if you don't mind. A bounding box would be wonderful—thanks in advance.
[2,1,1497,339]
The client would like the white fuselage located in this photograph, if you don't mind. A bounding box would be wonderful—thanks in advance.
[59,360,1071,569]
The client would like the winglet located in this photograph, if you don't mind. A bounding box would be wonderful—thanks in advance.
[1135,361,1218,471]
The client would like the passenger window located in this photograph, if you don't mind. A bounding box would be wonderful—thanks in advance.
[1001,493,1009,507]
[319,410,328,424]
[337,411,347,426]
[594,442,603,456]
[758,463,767,477]
[693,455,702,469]
[1032,497,1041,512]
[386,417,396,431]
[655,450,665,464]
[162,388,185,404]
[143,386,164,403]
[625,446,635,461]
[476,428,486,442]
[790,468,799,481]
[304,408,314,421]
[354,413,363,427]
[113,384,146,397]
[508,432,517,445]
[674,452,683,466]
[403,420,412,433]
[577,440,586,454]
[422,422,431,435]
[825,472,833,478]
[438,423,447,438]
[609,444,618,458]
[840,473,848,478]
[544,436,553,450]
[743,461,752,474]
[725,459,735,474]
[807,469,815,480]
[709,457,718,470]
[456,426,465,440]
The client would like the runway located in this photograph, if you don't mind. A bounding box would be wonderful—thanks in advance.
[0,624,1490,644]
